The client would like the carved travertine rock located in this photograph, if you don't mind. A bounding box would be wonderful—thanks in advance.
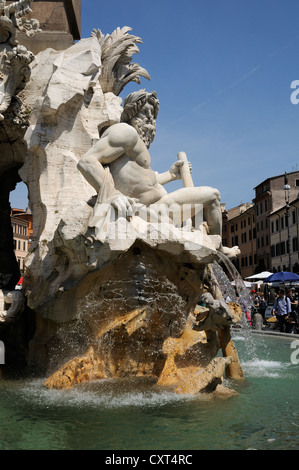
[0,288,25,323]
[19,32,226,323]
[0,0,40,120]
[0,1,41,47]
[0,23,245,397]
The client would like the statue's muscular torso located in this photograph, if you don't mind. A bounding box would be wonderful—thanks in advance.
[102,123,167,205]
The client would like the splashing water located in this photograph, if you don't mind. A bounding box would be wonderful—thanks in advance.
[211,252,258,359]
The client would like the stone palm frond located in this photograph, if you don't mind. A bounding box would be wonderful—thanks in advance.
[92,26,151,96]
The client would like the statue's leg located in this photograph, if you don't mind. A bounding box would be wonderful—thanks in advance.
[157,187,240,258]
[157,186,222,235]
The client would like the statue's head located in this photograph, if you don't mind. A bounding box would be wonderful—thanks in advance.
[121,90,159,123]
[121,90,159,147]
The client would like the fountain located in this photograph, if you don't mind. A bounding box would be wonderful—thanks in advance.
[0,3,247,398]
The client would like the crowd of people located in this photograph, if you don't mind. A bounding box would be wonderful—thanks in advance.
[250,288,299,334]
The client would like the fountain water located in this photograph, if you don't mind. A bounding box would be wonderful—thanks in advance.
[0,8,298,450]
[212,252,259,359]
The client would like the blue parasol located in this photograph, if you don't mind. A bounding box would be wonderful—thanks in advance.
[263,271,299,283]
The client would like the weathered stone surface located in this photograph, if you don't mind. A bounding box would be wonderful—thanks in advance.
[0,21,245,398]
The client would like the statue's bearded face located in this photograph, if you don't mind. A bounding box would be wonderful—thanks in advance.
[130,102,156,148]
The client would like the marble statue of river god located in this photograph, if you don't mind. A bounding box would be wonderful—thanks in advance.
[0,20,244,397]
[78,89,240,260]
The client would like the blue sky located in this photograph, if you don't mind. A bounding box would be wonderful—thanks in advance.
[10,0,299,209]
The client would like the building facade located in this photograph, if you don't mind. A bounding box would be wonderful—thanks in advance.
[253,171,299,272]
[11,208,33,274]
[222,202,257,278]
[270,197,299,273]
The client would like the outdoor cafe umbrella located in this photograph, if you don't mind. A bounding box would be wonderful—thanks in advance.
[263,271,299,283]
[245,271,273,280]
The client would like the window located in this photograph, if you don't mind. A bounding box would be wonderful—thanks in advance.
[293,237,298,252]
[271,222,274,233]
[292,211,296,224]
[280,242,285,255]
[281,217,284,229]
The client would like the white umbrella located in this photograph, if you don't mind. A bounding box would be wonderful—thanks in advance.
[245,271,273,280]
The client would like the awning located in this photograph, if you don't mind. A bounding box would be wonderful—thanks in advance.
[245,271,273,280]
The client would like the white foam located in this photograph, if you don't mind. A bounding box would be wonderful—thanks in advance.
[242,359,286,378]
[18,379,194,410]
[231,334,246,341]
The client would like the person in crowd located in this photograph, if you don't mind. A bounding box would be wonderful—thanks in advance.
[250,290,259,324]
[286,289,298,334]
[258,295,267,319]
[272,288,292,333]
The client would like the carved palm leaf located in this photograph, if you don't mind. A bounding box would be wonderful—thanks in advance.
[92,26,150,95]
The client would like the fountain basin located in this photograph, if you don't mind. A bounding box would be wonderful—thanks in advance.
[0,333,297,450]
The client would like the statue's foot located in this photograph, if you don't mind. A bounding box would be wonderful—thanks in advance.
[219,245,241,259]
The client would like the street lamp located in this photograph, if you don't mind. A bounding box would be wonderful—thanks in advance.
[284,172,292,272]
